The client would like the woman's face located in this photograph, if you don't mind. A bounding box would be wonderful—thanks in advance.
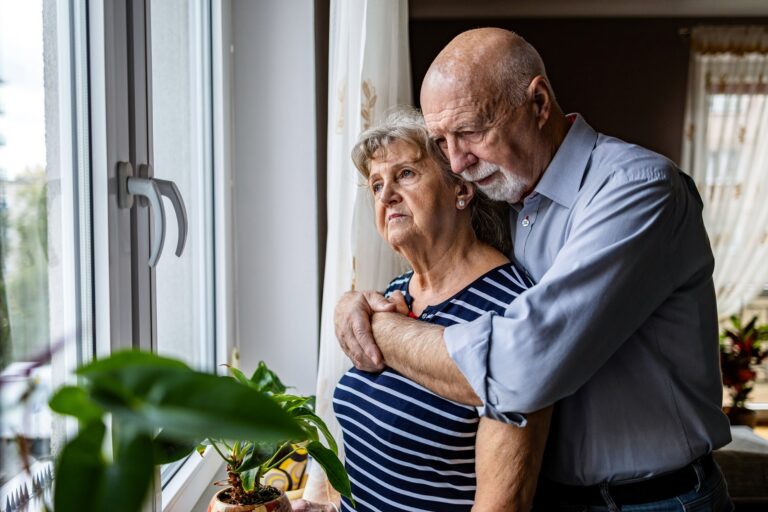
[368,140,460,252]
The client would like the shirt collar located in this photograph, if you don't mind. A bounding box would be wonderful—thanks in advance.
[530,114,598,209]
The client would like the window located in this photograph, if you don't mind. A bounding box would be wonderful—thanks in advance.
[683,30,768,419]
[0,0,91,506]
[1,0,224,509]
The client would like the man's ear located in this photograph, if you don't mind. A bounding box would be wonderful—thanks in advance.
[529,75,552,129]
[456,180,476,209]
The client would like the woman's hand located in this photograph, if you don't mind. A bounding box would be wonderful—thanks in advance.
[387,290,410,316]
[291,499,338,512]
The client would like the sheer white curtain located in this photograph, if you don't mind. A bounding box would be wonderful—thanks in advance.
[304,0,411,502]
[682,26,768,318]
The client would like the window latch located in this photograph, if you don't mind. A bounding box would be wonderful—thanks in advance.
[117,161,188,267]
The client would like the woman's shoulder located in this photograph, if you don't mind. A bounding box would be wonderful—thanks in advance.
[383,270,413,297]
[485,261,534,291]
[448,261,533,307]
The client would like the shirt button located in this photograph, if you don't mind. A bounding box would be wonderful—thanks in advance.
[521,217,530,227]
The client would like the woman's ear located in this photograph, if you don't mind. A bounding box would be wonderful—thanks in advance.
[456,180,476,210]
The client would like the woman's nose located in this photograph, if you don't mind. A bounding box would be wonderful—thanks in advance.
[379,181,400,204]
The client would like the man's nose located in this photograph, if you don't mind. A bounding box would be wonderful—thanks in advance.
[446,138,477,174]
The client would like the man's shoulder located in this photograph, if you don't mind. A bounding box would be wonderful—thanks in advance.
[590,133,679,181]
[571,133,698,212]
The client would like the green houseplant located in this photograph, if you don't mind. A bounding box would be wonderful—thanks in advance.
[720,314,768,426]
[204,362,352,510]
[47,350,351,512]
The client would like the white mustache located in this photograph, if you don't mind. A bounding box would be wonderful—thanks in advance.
[461,160,498,182]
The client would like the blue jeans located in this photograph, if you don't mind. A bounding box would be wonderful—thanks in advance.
[535,460,733,512]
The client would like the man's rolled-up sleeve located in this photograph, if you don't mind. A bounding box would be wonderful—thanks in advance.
[445,312,528,426]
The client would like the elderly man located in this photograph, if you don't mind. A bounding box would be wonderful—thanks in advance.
[335,28,732,511]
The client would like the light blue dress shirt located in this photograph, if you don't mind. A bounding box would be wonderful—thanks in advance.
[444,115,732,485]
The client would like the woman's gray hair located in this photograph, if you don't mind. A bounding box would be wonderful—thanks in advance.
[351,107,511,255]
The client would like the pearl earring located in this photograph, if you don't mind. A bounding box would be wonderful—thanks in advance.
[458,200,465,208]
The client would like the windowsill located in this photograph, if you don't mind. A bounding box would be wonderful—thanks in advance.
[161,447,223,512]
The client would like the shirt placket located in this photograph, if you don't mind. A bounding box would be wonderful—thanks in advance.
[515,195,541,280]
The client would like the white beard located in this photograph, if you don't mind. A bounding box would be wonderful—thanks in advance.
[461,160,528,203]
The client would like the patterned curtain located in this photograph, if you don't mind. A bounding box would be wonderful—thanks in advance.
[682,26,768,318]
[304,0,411,503]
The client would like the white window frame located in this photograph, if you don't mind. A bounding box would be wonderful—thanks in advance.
[89,0,233,509]
[161,1,235,507]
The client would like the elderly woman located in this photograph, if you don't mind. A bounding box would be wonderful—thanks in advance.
[295,109,549,512]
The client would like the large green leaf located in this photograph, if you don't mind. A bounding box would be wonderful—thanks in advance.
[97,427,155,512]
[152,430,202,465]
[306,441,353,504]
[49,386,103,424]
[77,350,190,377]
[130,371,303,441]
[54,420,106,512]
[73,353,303,442]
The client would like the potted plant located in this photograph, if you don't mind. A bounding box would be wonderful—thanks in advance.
[47,350,351,512]
[204,362,352,511]
[720,314,768,427]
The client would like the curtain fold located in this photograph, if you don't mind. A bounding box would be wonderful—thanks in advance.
[306,1,411,499]
[682,26,768,318]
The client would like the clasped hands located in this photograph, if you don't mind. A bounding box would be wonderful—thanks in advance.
[334,290,409,371]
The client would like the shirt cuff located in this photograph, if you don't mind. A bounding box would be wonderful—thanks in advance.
[444,311,527,427]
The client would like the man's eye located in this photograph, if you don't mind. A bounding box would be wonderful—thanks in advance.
[461,130,483,141]
[436,139,448,151]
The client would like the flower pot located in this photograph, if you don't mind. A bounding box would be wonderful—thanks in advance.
[724,406,758,428]
[208,487,292,512]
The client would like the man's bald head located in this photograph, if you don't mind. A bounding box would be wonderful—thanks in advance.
[419,28,569,204]
[422,28,549,112]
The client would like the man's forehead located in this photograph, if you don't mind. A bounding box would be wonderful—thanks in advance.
[422,99,488,134]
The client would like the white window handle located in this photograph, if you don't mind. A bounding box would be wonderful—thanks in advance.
[117,161,188,267]
[153,177,188,257]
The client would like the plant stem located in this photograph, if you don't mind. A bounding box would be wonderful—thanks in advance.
[263,441,292,469]
[265,447,297,471]
[209,438,234,465]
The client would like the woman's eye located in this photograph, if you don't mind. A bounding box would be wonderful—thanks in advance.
[371,182,383,193]
[399,169,414,179]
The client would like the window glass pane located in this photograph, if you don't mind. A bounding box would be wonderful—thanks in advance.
[707,91,768,408]
[150,0,214,488]
[151,0,214,373]
[0,0,90,505]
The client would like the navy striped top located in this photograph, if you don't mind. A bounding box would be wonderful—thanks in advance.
[333,263,533,511]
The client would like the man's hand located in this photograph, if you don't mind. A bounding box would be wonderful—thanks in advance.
[334,290,396,372]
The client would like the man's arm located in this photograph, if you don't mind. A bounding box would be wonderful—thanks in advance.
[334,290,481,404]
[445,167,711,416]
[473,408,553,512]
[370,312,480,405]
